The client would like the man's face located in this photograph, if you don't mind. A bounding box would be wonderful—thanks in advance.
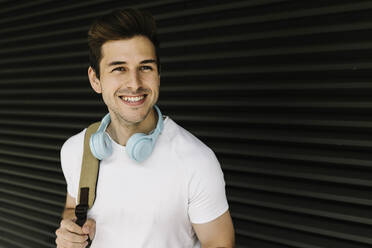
[89,36,160,125]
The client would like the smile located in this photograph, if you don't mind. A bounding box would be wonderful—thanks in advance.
[119,94,147,106]
[121,95,145,102]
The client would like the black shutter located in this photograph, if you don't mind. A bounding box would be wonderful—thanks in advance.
[1,1,372,247]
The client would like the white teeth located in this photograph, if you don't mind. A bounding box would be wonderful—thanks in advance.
[121,95,144,102]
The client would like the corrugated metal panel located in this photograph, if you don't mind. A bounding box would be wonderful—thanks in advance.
[1,0,372,247]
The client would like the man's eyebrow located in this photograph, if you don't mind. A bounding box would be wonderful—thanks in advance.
[108,61,126,67]
[140,59,157,64]
[107,59,157,67]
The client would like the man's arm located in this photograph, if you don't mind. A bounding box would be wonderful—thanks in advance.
[192,210,235,248]
[62,193,77,219]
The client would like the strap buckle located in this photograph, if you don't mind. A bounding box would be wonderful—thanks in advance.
[75,204,88,227]
[75,187,89,227]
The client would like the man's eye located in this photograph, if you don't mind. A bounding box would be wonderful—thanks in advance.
[112,67,125,72]
[140,66,153,71]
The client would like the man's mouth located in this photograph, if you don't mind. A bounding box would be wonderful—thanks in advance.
[119,94,147,105]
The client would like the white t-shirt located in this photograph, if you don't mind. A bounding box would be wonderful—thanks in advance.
[60,116,229,248]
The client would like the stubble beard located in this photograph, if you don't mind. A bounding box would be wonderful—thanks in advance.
[113,105,152,128]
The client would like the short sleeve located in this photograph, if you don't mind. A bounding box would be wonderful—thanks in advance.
[60,129,86,200]
[187,148,229,224]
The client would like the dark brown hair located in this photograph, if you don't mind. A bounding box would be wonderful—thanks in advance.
[88,8,160,78]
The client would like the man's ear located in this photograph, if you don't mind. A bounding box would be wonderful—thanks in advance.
[88,66,102,94]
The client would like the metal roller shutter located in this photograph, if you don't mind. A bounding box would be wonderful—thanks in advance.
[1,0,372,247]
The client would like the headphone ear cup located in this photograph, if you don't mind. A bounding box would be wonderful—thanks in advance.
[126,133,153,163]
[90,131,113,160]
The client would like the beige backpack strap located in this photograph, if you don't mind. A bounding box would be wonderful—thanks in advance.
[77,121,101,209]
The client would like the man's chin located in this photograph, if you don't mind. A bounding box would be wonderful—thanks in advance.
[118,110,151,125]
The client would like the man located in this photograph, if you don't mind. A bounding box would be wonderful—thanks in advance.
[55,8,235,248]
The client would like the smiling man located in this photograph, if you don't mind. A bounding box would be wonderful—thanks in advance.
[55,8,235,248]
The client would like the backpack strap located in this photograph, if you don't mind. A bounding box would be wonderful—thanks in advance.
[77,121,101,209]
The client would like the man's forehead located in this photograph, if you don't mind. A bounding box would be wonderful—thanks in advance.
[100,38,156,64]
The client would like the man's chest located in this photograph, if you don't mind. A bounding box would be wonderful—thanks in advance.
[87,163,189,225]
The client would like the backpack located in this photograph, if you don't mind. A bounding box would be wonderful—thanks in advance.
[75,122,101,227]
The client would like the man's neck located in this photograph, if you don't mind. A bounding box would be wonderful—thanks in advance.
[106,108,157,146]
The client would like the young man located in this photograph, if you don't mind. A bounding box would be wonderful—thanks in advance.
[55,8,235,248]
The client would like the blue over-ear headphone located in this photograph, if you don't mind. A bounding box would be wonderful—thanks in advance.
[89,105,164,163]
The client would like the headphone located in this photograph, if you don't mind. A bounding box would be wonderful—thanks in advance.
[89,105,164,163]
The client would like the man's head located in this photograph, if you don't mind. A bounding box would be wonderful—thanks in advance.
[87,9,160,125]
[88,8,160,78]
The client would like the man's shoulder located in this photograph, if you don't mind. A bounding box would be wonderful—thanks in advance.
[61,128,86,151]
[165,118,216,163]
[60,128,87,164]
[59,128,88,199]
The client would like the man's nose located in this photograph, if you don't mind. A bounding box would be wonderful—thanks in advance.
[126,70,142,90]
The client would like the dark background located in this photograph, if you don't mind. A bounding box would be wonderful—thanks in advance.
[1,0,372,247]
